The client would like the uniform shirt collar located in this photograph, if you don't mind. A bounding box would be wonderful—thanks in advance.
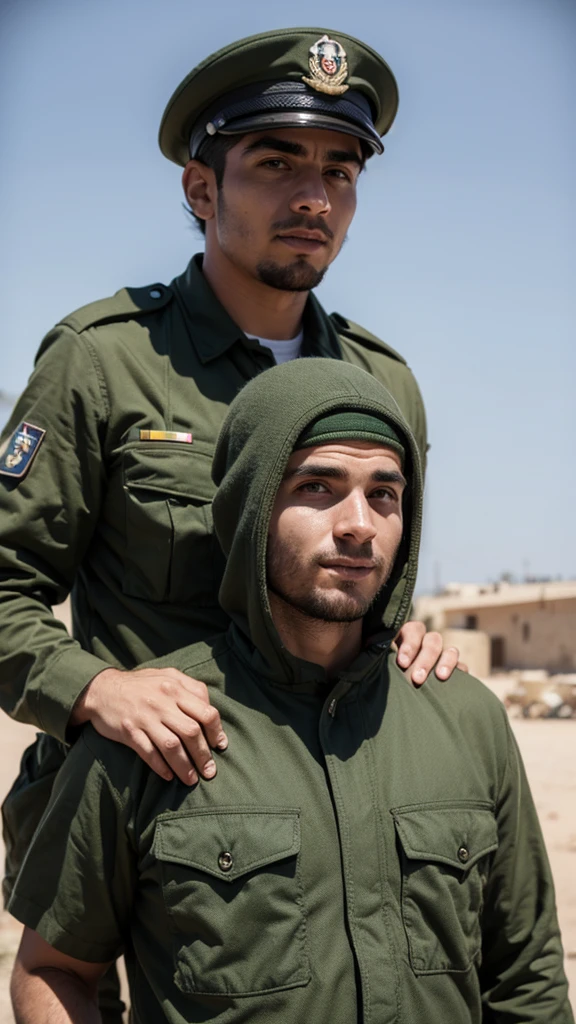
[172,254,343,364]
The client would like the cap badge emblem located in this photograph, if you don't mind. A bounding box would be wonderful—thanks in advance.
[303,35,349,95]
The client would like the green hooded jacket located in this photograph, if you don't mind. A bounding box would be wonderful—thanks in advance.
[8,360,572,1024]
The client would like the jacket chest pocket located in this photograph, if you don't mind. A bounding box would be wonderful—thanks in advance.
[121,445,225,605]
[153,808,311,997]
[392,802,498,975]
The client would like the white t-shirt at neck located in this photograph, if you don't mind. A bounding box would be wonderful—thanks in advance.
[245,330,303,364]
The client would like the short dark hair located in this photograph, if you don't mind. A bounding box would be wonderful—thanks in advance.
[184,133,240,236]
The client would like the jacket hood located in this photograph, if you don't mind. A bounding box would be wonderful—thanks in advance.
[212,358,423,684]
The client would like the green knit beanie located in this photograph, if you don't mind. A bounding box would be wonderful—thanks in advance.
[296,411,405,464]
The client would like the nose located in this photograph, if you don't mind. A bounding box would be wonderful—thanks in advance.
[289,169,331,217]
[333,490,377,545]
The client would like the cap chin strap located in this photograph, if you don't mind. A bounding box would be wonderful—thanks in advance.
[202,111,383,155]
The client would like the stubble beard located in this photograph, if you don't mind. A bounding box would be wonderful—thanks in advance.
[255,258,328,292]
[217,192,335,292]
[267,541,391,624]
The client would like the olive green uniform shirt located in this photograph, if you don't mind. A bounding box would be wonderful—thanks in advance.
[0,255,427,743]
[8,642,572,1024]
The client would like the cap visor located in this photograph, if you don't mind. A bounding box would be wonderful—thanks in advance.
[216,109,384,154]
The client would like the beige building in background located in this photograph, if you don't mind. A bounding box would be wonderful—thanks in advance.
[416,580,576,679]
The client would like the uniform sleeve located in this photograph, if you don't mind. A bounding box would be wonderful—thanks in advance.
[7,729,136,963]
[0,327,112,741]
[479,713,573,1021]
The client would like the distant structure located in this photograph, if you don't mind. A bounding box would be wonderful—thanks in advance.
[416,580,576,678]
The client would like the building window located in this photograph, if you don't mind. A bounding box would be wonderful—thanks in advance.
[522,622,531,642]
[465,614,477,630]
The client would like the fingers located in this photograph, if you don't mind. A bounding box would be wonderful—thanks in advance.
[178,696,228,752]
[395,623,464,686]
[90,667,229,784]
[122,718,204,787]
[155,671,228,751]
[433,645,461,682]
[395,620,426,670]
[120,721,176,783]
[405,631,444,686]
[457,661,469,674]
[126,699,223,786]
[162,707,217,782]
[151,722,203,786]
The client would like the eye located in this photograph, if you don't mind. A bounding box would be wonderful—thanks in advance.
[370,487,398,503]
[296,480,329,494]
[325,167,352,182]
[260,157,289,170]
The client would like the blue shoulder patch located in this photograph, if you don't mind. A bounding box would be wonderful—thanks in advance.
[0,422,46,479]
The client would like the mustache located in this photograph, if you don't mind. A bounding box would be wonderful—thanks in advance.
[271,215,334,241]
[315,543,384,569]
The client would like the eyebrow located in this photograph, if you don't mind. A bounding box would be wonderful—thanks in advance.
[242,136,364,167]
[285,464,406,487]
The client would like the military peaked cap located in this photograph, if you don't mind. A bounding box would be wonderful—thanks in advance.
[159,27,399,165]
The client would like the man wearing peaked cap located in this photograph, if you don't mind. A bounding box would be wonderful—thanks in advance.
[0,28,465,1022]
[8,360,572,1023]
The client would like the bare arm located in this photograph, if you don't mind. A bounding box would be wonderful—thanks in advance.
[11,928,109,1024]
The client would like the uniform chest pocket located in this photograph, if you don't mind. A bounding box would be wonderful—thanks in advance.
[392,802,498,975]
[122,445,225,605]
[153,808,311,997]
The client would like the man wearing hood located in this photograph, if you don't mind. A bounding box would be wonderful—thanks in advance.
[9,359,571,1023]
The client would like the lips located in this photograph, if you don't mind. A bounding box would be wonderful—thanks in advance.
[277,230,327,243]
[321,558,376,568]
[275,231,328,253]
[320,559,377,579]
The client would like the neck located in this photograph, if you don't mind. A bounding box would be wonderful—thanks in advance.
[268,592,362,676]
[202,243,307,340]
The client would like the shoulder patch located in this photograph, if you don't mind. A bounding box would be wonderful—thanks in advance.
[59,283,173,334]
[0,422,46,479]
[331,312,407,365]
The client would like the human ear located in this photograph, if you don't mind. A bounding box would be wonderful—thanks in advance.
[182,160,217,224]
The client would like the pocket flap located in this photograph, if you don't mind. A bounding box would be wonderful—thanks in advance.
[123,446,215,501]
[391,803,498,871]
[153,808,301,883]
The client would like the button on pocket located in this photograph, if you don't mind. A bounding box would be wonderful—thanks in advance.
[218,851,233,872]
[153,808,311,997]
[392,802,498,975]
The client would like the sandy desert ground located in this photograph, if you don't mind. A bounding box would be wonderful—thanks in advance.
[0,683,574,1020]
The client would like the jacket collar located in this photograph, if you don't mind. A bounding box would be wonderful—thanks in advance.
[229,622,389,696]
[172,255,343,364]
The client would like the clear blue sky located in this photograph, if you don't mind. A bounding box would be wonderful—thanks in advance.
[1,0,574,593]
